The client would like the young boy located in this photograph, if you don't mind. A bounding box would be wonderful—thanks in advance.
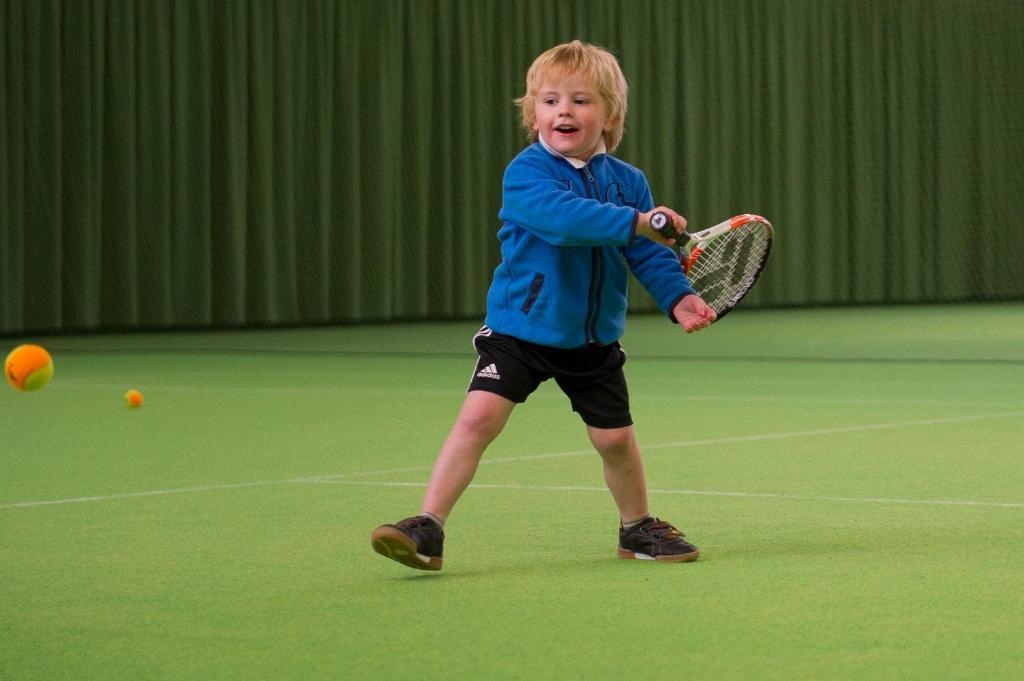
[371,40,716,571]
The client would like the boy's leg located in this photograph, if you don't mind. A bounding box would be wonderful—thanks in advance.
[588,424,699,562]
[586,424,649,523]
[421,390,516,521]
[370,390,514,571]
[372,328,545,571]
[372,328,544,571]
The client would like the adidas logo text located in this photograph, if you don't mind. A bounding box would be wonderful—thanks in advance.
[476,363,501,379]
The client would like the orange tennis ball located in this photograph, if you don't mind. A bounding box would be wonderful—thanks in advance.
[4,344,54,392]
[124,389,144,408]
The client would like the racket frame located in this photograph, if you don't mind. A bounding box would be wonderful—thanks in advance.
[679,213,774,321]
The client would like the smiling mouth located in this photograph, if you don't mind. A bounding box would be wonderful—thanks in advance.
[554,124,579,135]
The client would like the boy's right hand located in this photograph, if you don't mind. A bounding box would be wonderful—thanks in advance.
[638,207,687,246]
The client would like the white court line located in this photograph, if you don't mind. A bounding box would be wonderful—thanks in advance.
[302,479,1024,510]
[0,479,310,510]
[49,382,460,399]
[2,410,1021,511]
[313,410,1024,481]
[43,381,1024,409]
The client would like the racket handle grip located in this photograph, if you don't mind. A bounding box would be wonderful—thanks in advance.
[650,211,681,240]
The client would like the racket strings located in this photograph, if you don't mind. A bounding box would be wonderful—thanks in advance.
[686,224,771,313]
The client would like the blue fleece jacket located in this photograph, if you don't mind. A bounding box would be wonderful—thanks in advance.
[484,142,695,348]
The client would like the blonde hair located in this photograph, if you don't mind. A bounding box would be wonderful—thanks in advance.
[514,40,629,152]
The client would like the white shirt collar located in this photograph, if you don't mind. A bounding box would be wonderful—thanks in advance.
[538,132,607,169]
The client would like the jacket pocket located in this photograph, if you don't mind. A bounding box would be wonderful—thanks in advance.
[521,272,545,314]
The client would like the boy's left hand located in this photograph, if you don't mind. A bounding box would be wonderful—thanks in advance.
[673,294,717,333]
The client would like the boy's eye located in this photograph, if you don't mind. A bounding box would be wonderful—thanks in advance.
[574,99,589,105]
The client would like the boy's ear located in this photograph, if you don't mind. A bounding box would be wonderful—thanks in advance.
[604,114,621,132]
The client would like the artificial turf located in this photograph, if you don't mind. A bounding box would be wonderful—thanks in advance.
[2,304,1022,679]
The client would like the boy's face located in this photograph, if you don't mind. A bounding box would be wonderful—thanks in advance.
[532,74,614,161]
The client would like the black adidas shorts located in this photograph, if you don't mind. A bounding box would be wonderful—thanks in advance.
[468,326,632,429]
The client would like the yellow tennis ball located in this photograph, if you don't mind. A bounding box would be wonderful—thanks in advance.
[124,389,144,408]
[4,344,54,392]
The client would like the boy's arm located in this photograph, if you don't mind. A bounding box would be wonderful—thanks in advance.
[623,238,696,314]
[623,176,715,331]
[500,156,634,247]
[500,155,683,248]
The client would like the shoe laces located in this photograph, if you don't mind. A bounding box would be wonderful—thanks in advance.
[642,517,683,538]
[395,516,433,530]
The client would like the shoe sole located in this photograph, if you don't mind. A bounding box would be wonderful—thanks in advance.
[617,547,700,563]
[371,526,443,571]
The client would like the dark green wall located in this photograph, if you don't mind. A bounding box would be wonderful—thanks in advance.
[3,0,1022,334]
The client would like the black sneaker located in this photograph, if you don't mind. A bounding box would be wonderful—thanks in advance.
[371,515,444,571]
[618,517,699,562]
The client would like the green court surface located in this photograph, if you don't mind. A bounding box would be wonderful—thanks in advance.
[2,304,1022,680]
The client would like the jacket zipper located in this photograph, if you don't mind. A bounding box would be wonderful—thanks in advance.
[580,165,603,344]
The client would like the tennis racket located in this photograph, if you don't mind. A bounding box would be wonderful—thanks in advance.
[651,212,774,321]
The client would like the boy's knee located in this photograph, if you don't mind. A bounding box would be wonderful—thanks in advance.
[455,401,508,441]
[590,426,635,455]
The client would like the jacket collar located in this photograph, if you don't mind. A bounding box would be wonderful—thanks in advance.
[538,133,607,169]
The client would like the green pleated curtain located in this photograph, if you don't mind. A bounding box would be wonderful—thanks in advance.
[2,0,1022,335]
